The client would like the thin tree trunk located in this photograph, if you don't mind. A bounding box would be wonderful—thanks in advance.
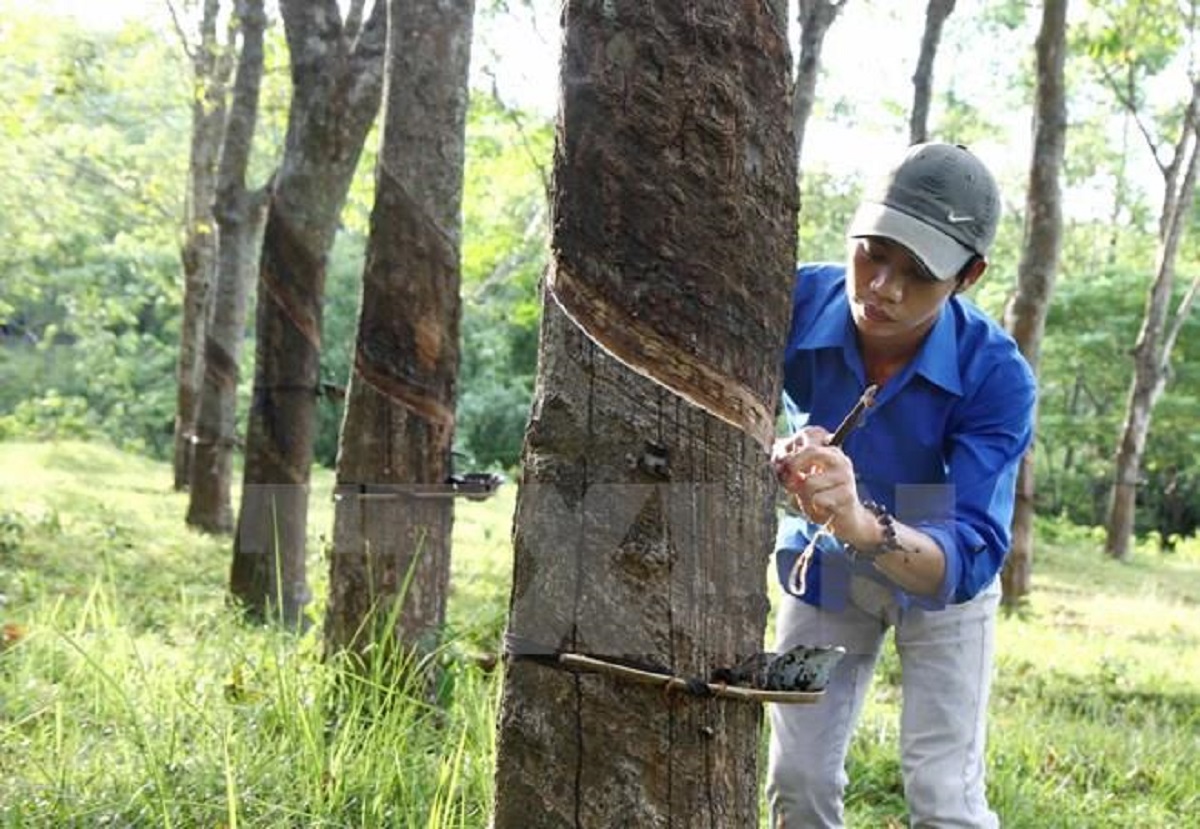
[1106,79,1200,559]
[173,0,229,491]
[794,0,846,167]
[229,0,387,626]
[1001,0,1068,605]
[492,2,797,826]
[1107,378,1157,558]
[324,0,475,657]
[909,0,957,145]
[187,0,269,534]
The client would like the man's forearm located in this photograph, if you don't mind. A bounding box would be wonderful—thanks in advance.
[868,522,946,597]
[839,510,947,597]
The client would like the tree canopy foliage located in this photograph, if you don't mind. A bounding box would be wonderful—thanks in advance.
[0,9,188,456]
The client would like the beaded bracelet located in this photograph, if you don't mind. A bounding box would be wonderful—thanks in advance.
[845,499,902,563]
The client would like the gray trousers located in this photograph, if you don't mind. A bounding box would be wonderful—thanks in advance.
[767,576,1001,828]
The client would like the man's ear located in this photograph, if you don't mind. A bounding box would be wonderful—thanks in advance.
[954,257,988,294]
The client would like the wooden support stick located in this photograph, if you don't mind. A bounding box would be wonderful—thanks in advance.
[558,653,823,705]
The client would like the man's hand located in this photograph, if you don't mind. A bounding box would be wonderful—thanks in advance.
[771,427,830,496]
[772,428,875,543]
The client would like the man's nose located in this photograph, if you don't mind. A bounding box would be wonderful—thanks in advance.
[870,265,902,300]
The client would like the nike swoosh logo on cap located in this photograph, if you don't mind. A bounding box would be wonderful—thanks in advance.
[947,212,975,223]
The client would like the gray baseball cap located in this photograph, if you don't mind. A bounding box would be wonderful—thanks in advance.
[848,142,1001,281]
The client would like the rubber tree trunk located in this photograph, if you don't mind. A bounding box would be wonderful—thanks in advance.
[1105,79,1200,560]
[908,0,957,145]
[173,0,230,491]
[492,2,797,826]
[229,0,387,626]
[187,0,269,535]
[794,0,846,167]
[1001,0,1068,605]
[324,0,475,658]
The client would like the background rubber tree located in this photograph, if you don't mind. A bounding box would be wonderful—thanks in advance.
[795,0,848,167]
[1079,0,1200,559]
[169,0,233,491]
[324,0,475,658]
[186,0,269,534]
[908,0,957,144]
[1001,0,1069,605]
[229,0,386,625]
[491,1,797,826]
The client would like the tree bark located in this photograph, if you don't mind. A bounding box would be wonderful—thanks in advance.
[187,0,269,535]
[1106,79,1200,559]
[1001,0,1068,605]
[794,0,846,167]
[323,0,475,657]
[173,0,230,491]
[492,2,797,826]
[908,0,957,145]
[229,0,387,625]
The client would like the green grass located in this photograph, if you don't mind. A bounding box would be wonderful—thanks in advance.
[2,439,1199,826]
[0,440,510,827]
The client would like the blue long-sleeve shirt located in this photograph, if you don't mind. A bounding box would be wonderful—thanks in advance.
[775,264,1036,610]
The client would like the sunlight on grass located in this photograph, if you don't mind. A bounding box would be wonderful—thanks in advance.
[3,440,1199,826]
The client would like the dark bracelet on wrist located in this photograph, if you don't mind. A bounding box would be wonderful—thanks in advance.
[845,500,901,563]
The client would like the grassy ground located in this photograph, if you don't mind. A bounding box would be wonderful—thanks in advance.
[1,440,1198,826]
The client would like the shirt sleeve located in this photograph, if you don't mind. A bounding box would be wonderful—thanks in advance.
[913,354,1037,607]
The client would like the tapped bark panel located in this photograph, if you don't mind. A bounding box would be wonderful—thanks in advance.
[494,307,777,827]
[547,0,797,447]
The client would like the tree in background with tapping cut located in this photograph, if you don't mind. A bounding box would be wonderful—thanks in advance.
[324,0,475,659]
[186,0,269,535]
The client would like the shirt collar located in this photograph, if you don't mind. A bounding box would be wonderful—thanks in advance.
[910,301,963,396]
[794,292,963,397]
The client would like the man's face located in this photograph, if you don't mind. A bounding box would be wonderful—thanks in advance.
[845,236,959,346]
